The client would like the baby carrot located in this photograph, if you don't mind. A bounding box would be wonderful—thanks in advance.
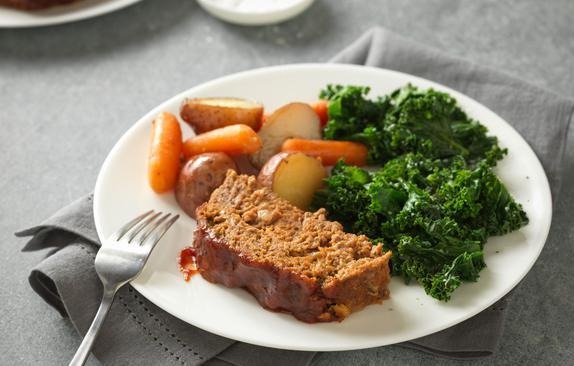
[311,100,329,127]
[148,112,183,193]
[281,138,368,166]
[183,124,261,158]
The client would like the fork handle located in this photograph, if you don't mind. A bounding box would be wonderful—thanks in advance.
[69,286,118,366]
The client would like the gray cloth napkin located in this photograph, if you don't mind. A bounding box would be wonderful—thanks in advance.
[16,27,574,364]
[17,195,313,366]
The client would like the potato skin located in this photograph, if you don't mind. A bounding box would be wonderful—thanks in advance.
[175,153,237,219]
[257,151,326,210]
[256,151,293,189]
[250,102,321,169]
[180,98,263,134]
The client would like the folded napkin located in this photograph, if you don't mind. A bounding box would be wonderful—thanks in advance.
[17,27,573,365]
[18,196,313,366]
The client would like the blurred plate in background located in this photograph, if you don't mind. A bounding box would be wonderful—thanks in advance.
[0,0,142,28]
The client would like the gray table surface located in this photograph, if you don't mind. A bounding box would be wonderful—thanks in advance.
[1,0,573,365]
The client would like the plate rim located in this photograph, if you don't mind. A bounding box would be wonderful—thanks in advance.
[94,63,553,351]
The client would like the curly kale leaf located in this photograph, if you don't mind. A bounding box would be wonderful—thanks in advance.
[320,85,390,143]
[421,251,485,301]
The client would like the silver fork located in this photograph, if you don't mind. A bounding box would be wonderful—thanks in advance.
[69,210,179,366]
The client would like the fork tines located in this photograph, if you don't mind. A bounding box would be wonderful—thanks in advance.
[114,211,179,246]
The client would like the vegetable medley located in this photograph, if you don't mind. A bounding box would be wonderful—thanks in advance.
[147,83,528,302]
[312,84,528,301]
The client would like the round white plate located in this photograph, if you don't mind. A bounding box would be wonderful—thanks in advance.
[0,0,142,28]
[94,64,552,351]
[196,0,314,26]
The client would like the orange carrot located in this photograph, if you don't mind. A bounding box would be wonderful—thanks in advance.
[281,138,368,166]
[148,112,183,193]
[311,100,329,127]
[183,124,261,158]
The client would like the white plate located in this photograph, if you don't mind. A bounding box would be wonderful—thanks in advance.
[0,0,142,28]
[94,64,552,351]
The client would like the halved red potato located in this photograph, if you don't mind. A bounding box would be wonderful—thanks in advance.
[180,97,263,134]
[175,152,237,219]
[257,152,327,210]
[250,102,321,168]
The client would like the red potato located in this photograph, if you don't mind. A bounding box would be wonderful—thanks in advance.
[257,152,327,210]
[180,97,263,134]
[175,153,237,219]
[250,102,322,168]
[148,112,183,193]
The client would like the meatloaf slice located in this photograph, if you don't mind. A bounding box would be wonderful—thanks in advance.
[193,170,392,323]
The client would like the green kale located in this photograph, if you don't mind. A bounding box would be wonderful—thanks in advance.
[320,84,505,166]
[421,251,485,301]
[314,84,529,301]
[309,162,374,235]
[321,85,389,142]
[312,153,528,301]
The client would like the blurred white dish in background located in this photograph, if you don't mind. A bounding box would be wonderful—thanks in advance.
[196,0,315,26]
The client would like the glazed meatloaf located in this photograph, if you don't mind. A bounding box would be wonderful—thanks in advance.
[0,0,80,10]
[193,170,392,323]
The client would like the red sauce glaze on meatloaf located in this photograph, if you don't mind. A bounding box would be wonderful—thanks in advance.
[193,171,392,323]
